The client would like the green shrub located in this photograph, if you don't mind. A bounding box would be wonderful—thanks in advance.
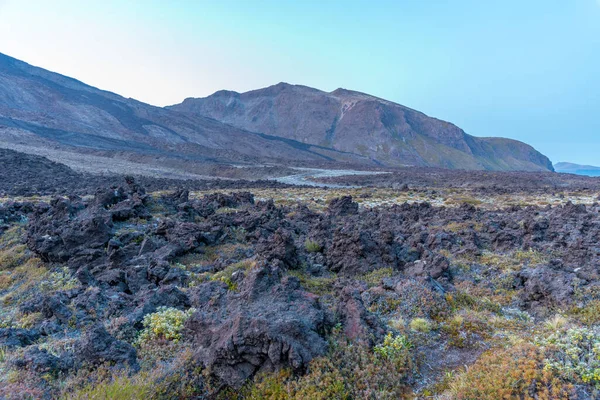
[136,307,196,345]
[537,326,600,387]
[374,332,413,361]
[39,267,79,292]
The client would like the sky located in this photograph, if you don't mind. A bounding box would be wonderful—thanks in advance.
[0,0,599,165]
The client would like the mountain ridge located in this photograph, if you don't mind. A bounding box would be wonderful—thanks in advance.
[170,82,554,172]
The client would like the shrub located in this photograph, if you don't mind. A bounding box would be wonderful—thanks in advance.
[241,331,414,399]
[374,332,413,362]
[304,239,322,253]
[136,307,196,345]
[537,326,600,387]
[570,300,600,325]
[39,267,79,292]
[409,318,431,333]
[441,311,493,348]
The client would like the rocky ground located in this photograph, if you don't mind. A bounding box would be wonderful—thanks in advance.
[2,169,600,398]
[0,148,297,198]
[316,166,600,193]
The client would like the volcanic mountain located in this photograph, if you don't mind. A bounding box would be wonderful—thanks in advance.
[170,83,554,171]
[0,52,553,174]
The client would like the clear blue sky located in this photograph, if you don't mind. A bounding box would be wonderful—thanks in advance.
[0,0,599,165]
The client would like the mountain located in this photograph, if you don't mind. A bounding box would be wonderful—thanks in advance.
[554,162,600,177]
[170,83,554,171]
[0,53,371,176]
[0,52,553,174]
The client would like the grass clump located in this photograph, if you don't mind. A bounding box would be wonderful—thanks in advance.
[287,270,336,296]
[66,373,154,400]
[544,314,569,331]
[445,289,502,314]
[441,311,493,348]
[304,239,322,253]
[210,259,256,291]
[409,318,432,333]
[240,365,347,400]
[478,249,548,273]
[360,267,394,287]
[444,221,483,233]
[0,225,28,270]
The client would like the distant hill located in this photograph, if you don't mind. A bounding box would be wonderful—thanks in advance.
[554,162,600,177]
[169,83,554,172]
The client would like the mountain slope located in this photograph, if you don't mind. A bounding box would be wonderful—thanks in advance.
[0,53,371,173]
[170,83,554,171]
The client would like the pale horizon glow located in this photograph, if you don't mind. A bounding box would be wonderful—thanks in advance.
[0,0,599,165]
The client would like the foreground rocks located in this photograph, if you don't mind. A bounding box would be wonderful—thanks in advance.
[3,177,600,397]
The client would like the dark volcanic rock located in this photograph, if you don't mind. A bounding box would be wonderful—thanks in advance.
[186,266,330,388]
[336,285,385,344]
[0,328,40,348]
[76,325,139,370]
[255,228,299,269]
[10,178,600,397]
[13,347,73,374]
[327,196,359,216]
[519,266,577,307]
